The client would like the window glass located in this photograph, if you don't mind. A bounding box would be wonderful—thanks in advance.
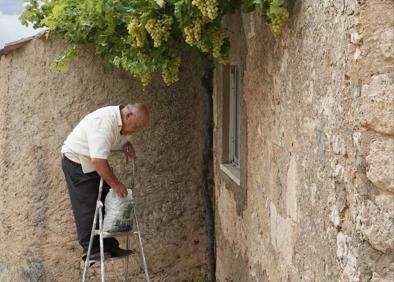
[229,65,240,168]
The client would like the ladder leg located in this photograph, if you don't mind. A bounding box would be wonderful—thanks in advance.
[82,203,98,282]
[82,178,104,282]
[124,234,129,282]
[99,204,105,282]
[132,203,150,282]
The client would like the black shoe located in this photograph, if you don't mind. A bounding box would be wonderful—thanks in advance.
[109,246,134,258]
[81,251,111,262]
[84,260,96,267]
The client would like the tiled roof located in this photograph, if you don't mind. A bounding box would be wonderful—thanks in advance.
[0,30,46,57]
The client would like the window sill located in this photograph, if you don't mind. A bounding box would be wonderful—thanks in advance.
[220,163,240,186]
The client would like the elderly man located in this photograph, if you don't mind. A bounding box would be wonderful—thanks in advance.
[61,103,149,262]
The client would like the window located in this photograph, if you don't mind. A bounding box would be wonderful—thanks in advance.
[221,64,241,185]
[229,65,241,168]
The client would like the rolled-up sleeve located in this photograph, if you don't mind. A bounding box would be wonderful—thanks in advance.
[86,117,114,159]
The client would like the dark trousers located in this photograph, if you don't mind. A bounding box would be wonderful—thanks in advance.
[61,156,119,254]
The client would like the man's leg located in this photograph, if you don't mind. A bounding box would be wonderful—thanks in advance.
[61,157,118,254]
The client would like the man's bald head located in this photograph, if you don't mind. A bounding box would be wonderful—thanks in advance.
[126,103,149,121]
[121,103,150,134]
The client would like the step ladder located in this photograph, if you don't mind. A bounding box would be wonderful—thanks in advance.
[82,159,150,282]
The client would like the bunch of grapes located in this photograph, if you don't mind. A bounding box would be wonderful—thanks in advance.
[116,56,152,86]
[145,16,173,47]
[183,17,203,46]
[161,56,181,85]
[127,18,144,48]
[197,41,209,53]
[191,0,218,21]
[207,26,226,59]
[267,7,288,36]
[138,71,153,86]
[135,51,146,62]
[136,55,153,86]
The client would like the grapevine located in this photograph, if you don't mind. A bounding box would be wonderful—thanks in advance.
[20,0,289,86]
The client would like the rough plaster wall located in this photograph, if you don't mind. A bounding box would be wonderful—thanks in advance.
[213,0,393,281]
[0,37,209,281]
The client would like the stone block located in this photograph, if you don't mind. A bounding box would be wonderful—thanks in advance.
[359,74,394,135]
[366,138,394,193]
[286,156,298,222]
[370,269,394,282]
[336,232,359,281]
[270,202,294,266]
[357,195,394,253]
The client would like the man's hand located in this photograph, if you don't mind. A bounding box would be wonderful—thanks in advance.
[123,142,136,159]
[112,183,128,198]
[91,158,128,198]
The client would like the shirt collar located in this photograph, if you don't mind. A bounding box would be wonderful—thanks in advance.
[117,105,124,127]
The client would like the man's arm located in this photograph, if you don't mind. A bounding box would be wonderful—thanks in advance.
[122,142,136,158]
[91,158,128,197]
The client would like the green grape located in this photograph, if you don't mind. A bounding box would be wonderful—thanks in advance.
[198,41,209,53]
[162,56,181,85]
[184,26,194,45]
[136,51,148,62]
[145,16,173,47]
[267,7,289,36]
[139,71,153,86]
[133,67,153,86]
[127,18,144,48]
[207,26,226,59]
[192,0,218,21]
[183,17,203,46]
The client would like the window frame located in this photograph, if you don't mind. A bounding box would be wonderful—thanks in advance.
[228,65,241,168]
[220,63,242,185]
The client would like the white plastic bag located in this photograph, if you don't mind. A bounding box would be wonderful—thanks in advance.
[103,189,134,232]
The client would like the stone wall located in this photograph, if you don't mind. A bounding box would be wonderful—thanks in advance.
[0,37,209,281]
[213,0,393,281]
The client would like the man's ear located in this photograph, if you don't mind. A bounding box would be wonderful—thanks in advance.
[126,112,133,119]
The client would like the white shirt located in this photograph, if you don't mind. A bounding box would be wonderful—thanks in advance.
[61,106,130,173]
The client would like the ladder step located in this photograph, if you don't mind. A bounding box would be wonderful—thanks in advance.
[94,230,133,238]
[88,254,133,264]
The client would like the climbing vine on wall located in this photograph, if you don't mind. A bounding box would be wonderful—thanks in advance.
[20,0,288,86]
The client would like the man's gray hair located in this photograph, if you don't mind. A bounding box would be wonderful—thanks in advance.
[126,104,134,112]
[126,103,149,118]
[126,103,141,112]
